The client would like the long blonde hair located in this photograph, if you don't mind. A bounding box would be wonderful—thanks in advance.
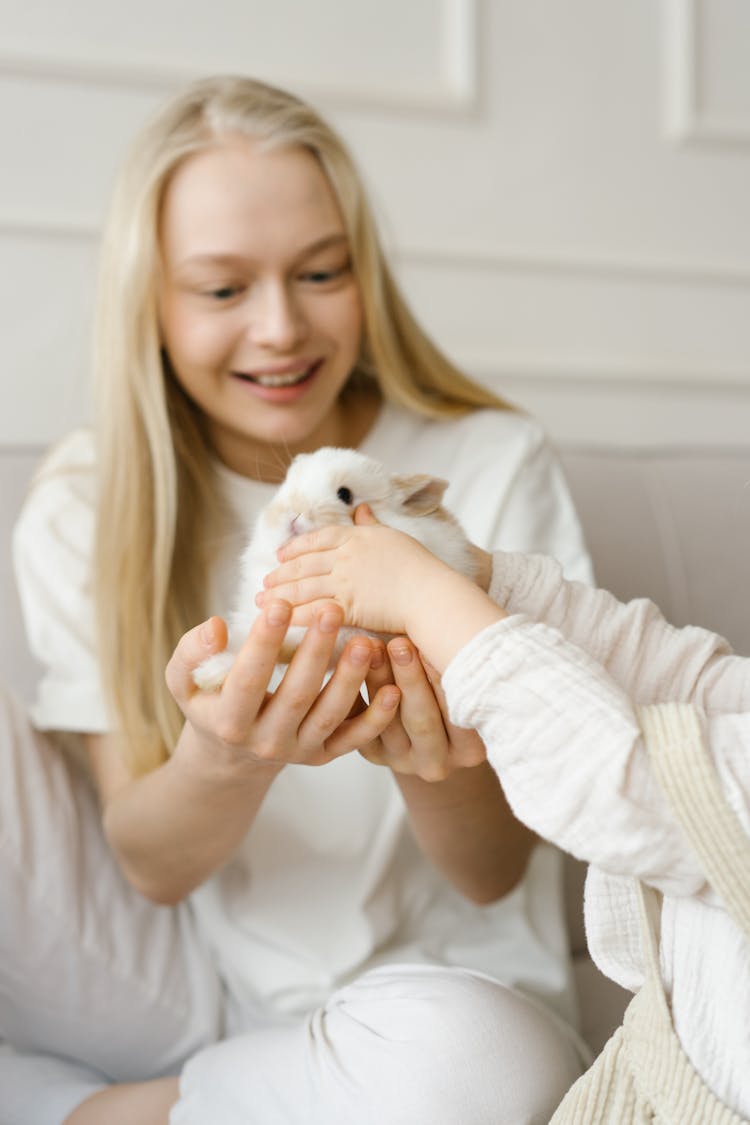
[93,75,512,775]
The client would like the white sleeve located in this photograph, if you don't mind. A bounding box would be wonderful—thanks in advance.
[472,419,594,585]
[11,434,111,732]
[442,615,750,899]
[488,550,750,712]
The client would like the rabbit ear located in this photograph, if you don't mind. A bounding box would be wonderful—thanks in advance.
[391,474,449,515]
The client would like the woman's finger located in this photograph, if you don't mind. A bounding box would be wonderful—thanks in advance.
[165,615,228,704]
[295,635,378,756]
[363,648,412,764]
[422,660,487,769]
[323,683,401,759]
[387,639,451,781]
[217,601,296,732]
[259,606,345,745]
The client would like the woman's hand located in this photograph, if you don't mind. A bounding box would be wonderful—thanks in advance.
[166,600,400,778]
[93,601,401,904]
[357,635,534,906]
[358,637,486,781]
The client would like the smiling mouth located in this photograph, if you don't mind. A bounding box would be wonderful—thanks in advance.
[234,361,321,388]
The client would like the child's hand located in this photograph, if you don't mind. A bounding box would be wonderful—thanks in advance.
[260,505,445,636]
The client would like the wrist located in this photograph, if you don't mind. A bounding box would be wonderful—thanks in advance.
[405,564,505,674]
[173,721,285,788]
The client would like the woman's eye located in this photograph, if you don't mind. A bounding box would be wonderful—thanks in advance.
[299,264,348,285]
[337,486,354,505]
[208,285,241,300]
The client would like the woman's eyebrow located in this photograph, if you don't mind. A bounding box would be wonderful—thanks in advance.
[176,233,349,271]
[296,233,349,258]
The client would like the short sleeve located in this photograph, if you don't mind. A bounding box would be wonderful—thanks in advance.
[11,430,111,733]
[476,416,594,585]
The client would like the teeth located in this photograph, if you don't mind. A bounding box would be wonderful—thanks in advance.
[254,369,310,388]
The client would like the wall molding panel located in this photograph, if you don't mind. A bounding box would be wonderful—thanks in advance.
[400,244,750,291]
[664,0,750,148]
[1,1,748,450]
[0,0,479,114]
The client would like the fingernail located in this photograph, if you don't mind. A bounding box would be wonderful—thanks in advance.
[266,603,291,627]
[382,688,400,710]
[319,611,340,634]
[200,620,215,646]
[390,644,412,666]
[349,644,371,665]
[370,646,386,670]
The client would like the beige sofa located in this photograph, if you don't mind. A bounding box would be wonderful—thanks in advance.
[3,439,750,1058]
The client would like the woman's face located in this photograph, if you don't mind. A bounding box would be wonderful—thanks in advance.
[158,137,364,479]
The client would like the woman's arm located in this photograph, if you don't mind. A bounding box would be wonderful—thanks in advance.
[88,603,399,904]
[63,1078,179,1125]
[264,520,535,903]
[363,637,535,903]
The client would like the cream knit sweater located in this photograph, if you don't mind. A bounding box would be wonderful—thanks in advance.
[441,553,750,1118]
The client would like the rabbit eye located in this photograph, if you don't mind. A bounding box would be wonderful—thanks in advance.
[336,486,354,505]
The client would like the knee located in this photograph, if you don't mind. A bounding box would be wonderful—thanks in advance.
[327,965,583,1124]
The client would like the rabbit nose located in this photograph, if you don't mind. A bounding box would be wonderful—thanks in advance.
[290,514,313,536]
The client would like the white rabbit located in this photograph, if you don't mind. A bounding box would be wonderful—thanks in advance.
[193,446,476,690]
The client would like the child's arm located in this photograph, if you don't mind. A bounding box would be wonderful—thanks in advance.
[266,506,750,714]
[87,603,399,904]
[488,550,750,711]
[262,508,503,675]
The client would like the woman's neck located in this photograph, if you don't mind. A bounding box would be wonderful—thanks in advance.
[214,385,383,484]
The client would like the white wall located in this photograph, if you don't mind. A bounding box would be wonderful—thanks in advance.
[1,0,749,451]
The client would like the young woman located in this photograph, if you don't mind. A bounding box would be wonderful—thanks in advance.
[264,506,750,1121]
[4,76,592,1124]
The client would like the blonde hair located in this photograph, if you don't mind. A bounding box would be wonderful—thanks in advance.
[93,75,512,775]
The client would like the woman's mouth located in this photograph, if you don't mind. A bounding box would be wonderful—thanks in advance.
[234,361,321,388]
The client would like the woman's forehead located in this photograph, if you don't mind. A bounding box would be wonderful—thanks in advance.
[160,139,347,263]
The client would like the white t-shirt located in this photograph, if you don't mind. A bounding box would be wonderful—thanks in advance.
[13,401,593,1032]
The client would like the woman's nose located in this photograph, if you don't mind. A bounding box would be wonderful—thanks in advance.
[246,281,306,350]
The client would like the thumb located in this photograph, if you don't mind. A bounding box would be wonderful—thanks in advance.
[354,503,379,526]
[165,615,228,700]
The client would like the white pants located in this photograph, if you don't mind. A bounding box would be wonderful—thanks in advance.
[0,685,223,1124]
[0,685,583,1124]
[174,964,583,1125]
